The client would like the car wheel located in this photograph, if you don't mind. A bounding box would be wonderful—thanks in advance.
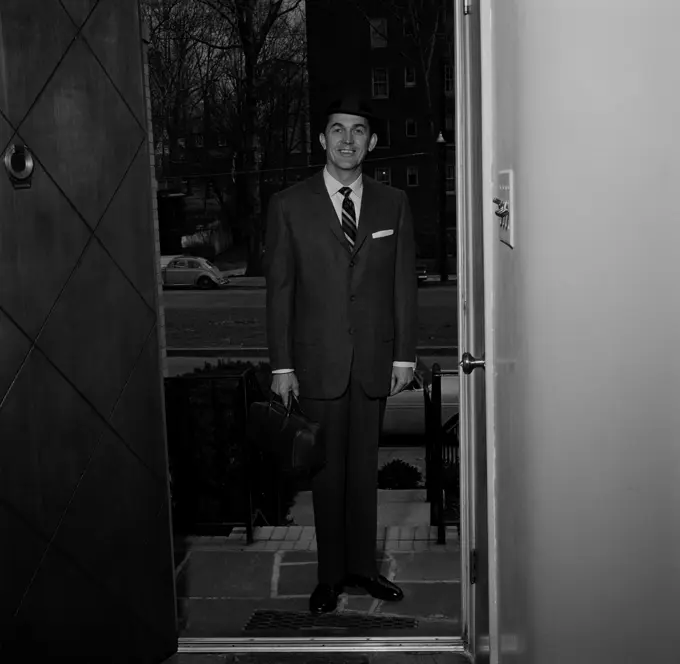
[197,276,215,290]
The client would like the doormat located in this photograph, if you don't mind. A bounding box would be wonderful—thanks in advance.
[243,609,418,632]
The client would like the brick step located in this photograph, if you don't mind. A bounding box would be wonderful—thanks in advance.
[215,525,460,552]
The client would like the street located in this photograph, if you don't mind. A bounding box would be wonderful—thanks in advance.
[161,283,459,349]
[161,282,458,310]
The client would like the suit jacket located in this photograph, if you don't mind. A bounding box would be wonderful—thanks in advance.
[264,170,418,399]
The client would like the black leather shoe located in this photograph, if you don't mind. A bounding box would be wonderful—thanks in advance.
[309,583,344,614]
[344,574,404,602]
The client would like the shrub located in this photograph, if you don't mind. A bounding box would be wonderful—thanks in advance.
[377,458,423,490]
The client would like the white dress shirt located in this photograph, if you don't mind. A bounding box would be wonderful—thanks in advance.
[272,167,417,375]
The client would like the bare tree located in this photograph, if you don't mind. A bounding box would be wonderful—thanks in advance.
[348,0,446,139]
[196,0,306,275]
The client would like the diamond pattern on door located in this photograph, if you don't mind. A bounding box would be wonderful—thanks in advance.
[0,0,177,654]
[82,0,147,128]
[0,504,51,636]
[6,540,170,659]
[35,239,156,419]
[110,326,168,480]
[0,108,15,156]
[18,36,146,229]
[0,153,92,340]
[0,309,32,405]
[0,348,105,540]
[50,428,169,617]
[0,0,78,127]
[96,148,158,309]
[59,0,101,30]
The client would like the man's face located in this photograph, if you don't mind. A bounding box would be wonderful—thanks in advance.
[319,113,378,171]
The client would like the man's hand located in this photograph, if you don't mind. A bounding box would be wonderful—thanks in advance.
[271,372,300,407]
[390,365,414,396]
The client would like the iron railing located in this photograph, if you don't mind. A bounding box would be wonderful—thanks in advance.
[164,366,274,543]
[424,363,460,544]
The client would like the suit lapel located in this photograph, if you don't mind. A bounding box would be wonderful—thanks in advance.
[352,175,382,255]
[308,170,348,251]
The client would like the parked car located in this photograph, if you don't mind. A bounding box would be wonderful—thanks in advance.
[383,366,459,436]
[161,255,229,289]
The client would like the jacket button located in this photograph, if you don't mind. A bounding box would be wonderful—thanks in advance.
[350,295,356,302]
[349,327,355,335]
[349,261,355,268]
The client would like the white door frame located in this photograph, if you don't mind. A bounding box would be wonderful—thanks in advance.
[454,0,474,647]
[175,1,475,656]
[478,0,501,661]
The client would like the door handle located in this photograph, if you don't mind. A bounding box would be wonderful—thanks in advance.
[3,142,35,189]
[459,351,485,374]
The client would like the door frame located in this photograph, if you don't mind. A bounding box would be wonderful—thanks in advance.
[453,0,490,657]
[454,0,474,647]
[171,0,474,655]
[478,0,501,661]
[178,637,470,655]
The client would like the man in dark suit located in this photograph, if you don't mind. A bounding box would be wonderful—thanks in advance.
[264,96,418,614]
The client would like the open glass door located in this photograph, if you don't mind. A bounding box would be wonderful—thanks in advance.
[454,0,491,660]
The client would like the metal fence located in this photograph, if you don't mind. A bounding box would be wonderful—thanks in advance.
[424,363,460,544]
[164,366,282,542]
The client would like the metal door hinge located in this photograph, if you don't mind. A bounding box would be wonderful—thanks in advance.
[470,549,478,584]
[464,0,472,15]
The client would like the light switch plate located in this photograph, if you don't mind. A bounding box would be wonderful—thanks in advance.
[498,169,514,248]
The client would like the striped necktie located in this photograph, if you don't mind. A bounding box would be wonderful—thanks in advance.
[339,186,357,248]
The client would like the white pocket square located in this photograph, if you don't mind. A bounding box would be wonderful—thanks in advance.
[372,229,394,239]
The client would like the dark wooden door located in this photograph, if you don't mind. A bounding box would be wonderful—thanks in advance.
[0,0,176,660]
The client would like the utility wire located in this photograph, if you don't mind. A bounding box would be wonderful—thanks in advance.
[160,150,446,180]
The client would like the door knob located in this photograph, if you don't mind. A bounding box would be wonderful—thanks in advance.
[4,142,35,189]
[459,352,485,374]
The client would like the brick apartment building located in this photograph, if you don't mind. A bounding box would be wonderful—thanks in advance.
[306,0,457,262]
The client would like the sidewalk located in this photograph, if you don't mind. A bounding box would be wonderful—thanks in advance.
[221,269,457,290]
[175,525,461,639]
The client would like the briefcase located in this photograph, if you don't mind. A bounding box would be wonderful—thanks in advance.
[247,394,325,477]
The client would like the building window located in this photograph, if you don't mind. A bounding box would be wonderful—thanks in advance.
[369,18,388,48]
[446,164,455,193]
[445,114,454,131]
[405,119,418,137]
[403,18,414,36]
[217,133,227,147]
[444,63,454,95]
[372,68,389,98]
[375,167,391,185]
[377,120,390,148]
[404,66,416,87]
[193,134,204,148]
[407,166,419,187]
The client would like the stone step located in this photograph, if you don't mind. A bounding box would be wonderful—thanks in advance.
[289,490,431,528]
[378,500,430,528]
[178,525,460,554]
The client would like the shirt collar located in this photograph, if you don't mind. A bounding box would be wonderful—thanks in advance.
[323,166,363,198]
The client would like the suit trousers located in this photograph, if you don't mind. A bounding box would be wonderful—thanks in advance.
[298,355,387,585]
